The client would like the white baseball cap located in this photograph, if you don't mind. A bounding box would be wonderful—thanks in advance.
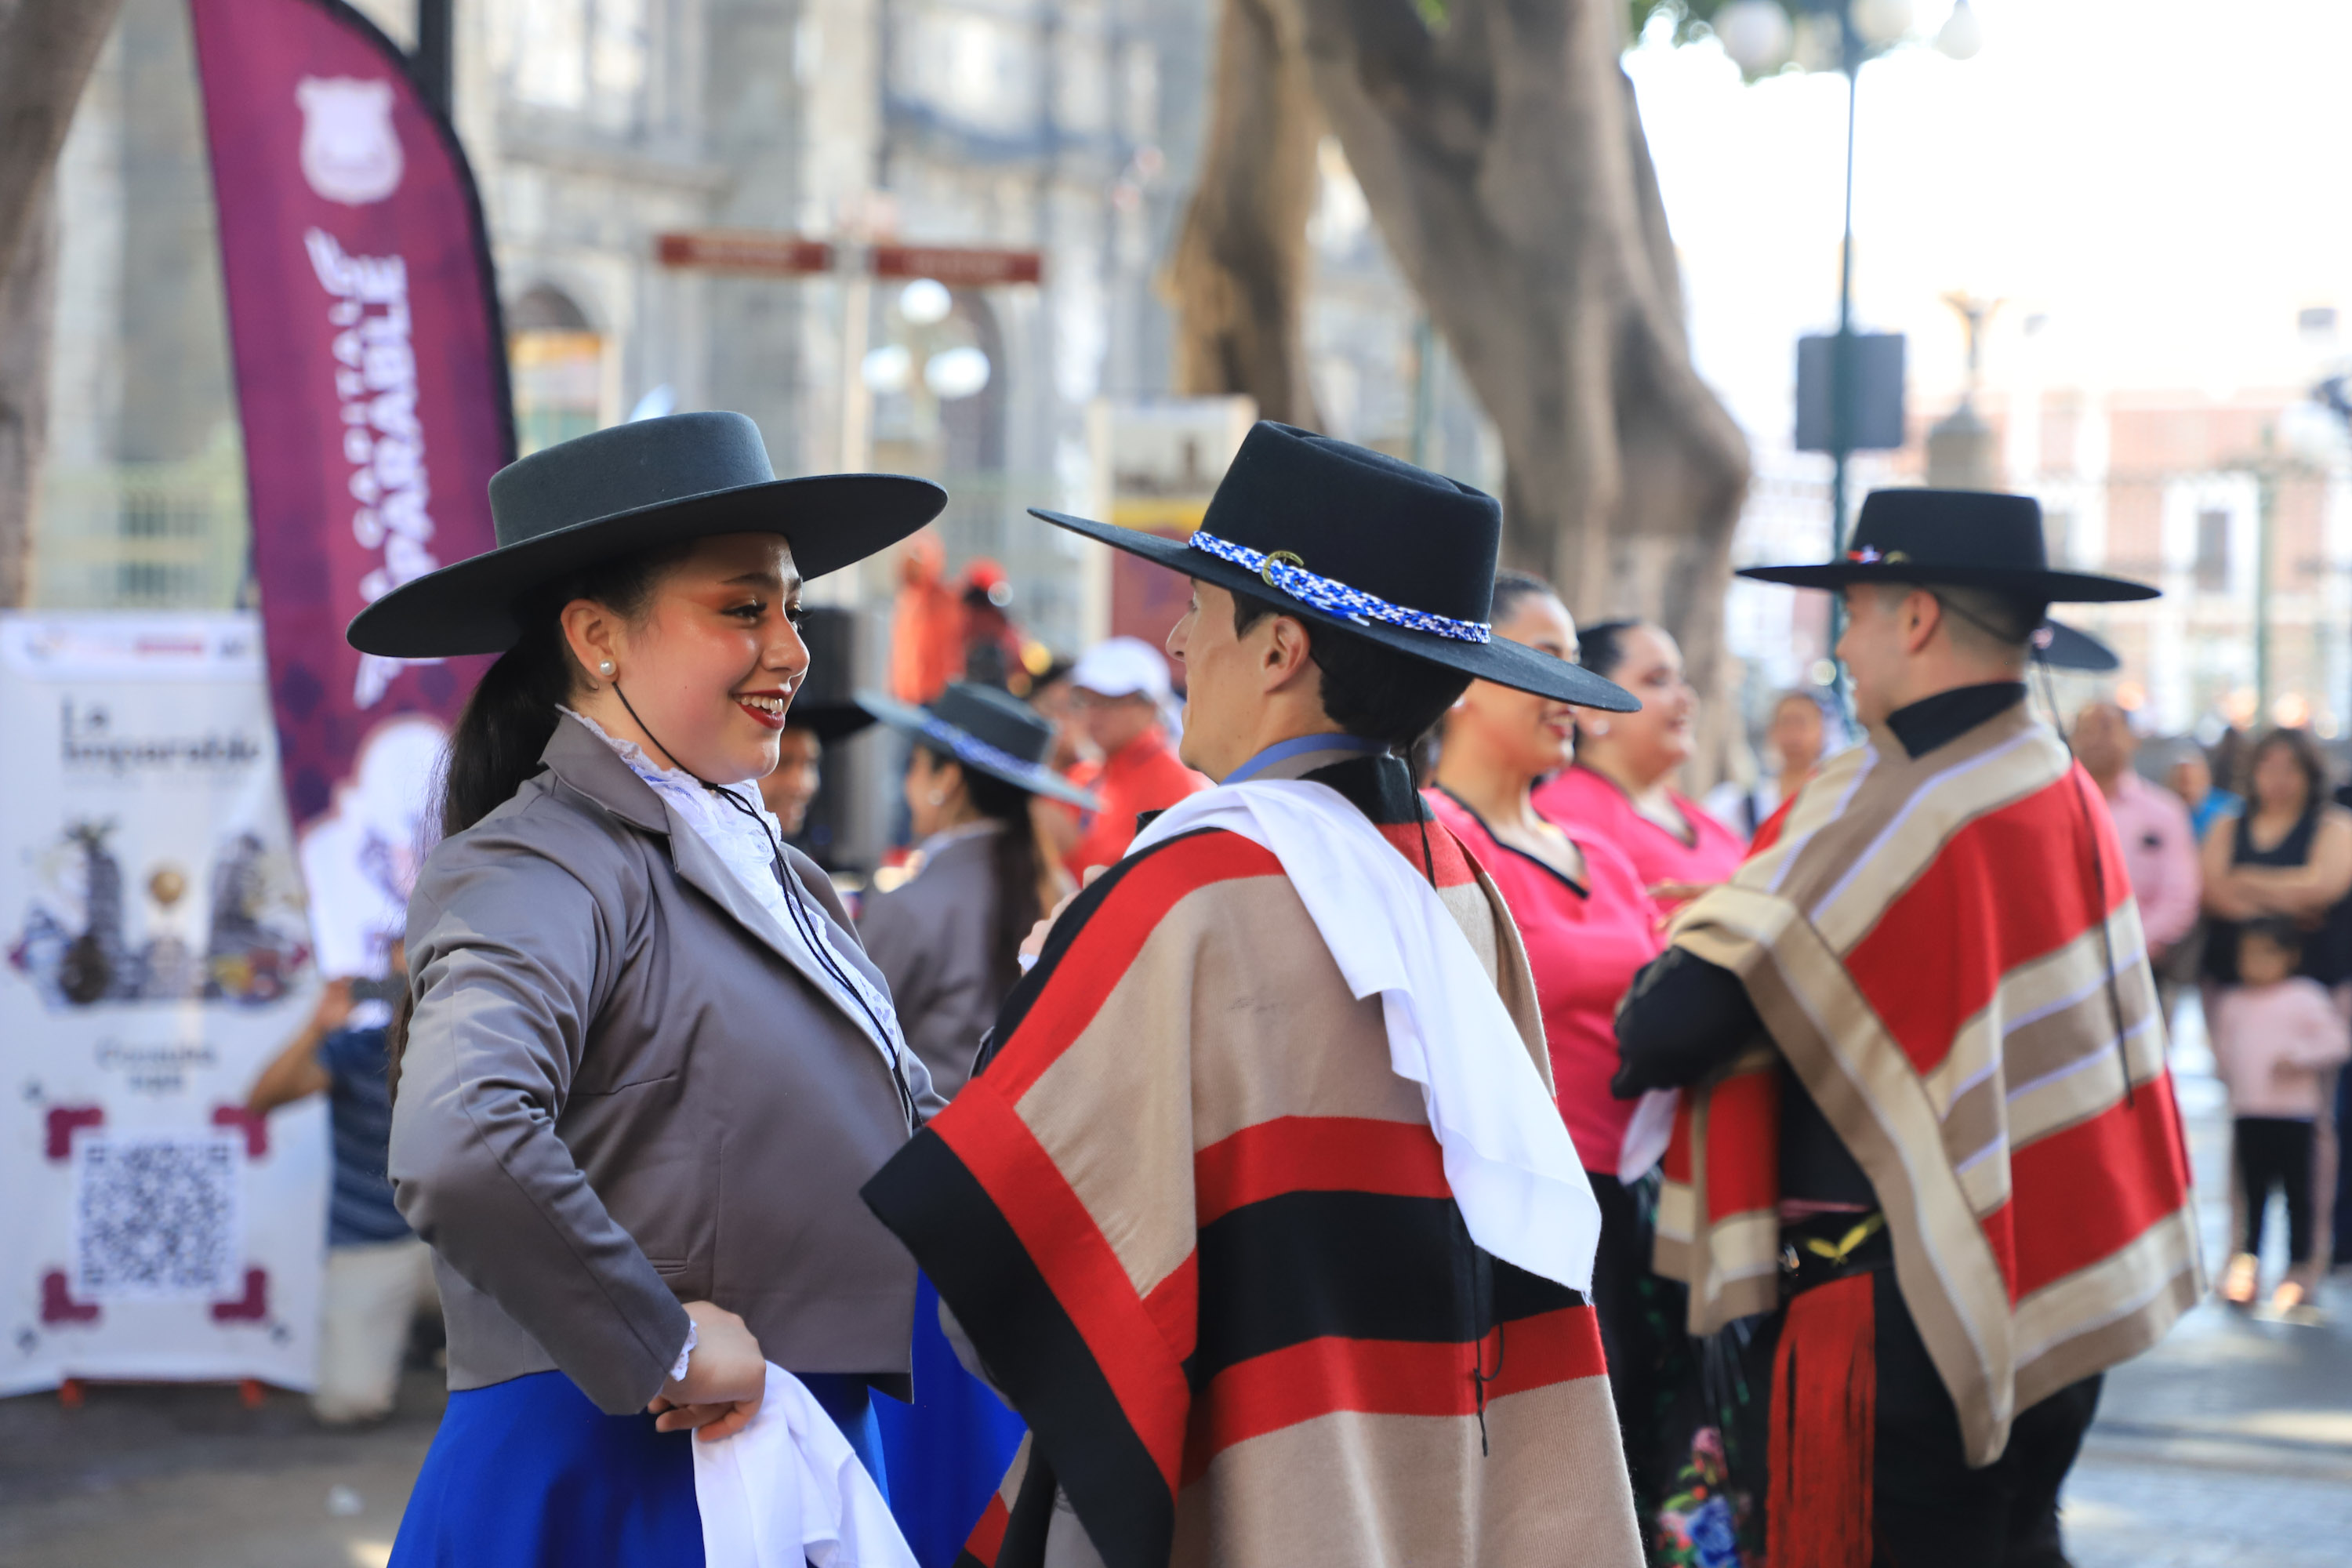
[1070,636,1173,702]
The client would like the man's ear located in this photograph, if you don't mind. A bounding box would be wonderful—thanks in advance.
[1259,613,1316,693]
[1902,589,1944,656]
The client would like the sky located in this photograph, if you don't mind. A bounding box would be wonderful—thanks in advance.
[1628,0,2352,459]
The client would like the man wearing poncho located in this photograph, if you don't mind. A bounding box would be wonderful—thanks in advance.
[1616,489,2201,1568]
[862,423,1646,1568]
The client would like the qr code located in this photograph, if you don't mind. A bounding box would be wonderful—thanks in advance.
[73,1135,242,1300]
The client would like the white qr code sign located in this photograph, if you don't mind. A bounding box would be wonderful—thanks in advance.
[72,1135,244,1301]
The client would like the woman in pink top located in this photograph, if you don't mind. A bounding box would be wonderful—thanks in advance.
[1425,572,1673,1519]
[1532,619,1744,910]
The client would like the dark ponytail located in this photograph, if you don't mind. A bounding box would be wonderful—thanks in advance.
[390,540,691,1096]
[928,750,1048,1000]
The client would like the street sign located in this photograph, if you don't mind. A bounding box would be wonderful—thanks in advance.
[655,232,1044,286]
[872,245,1043,286]
[655,231,837,275]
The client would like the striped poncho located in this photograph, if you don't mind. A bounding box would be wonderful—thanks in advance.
[1654,702,2201,1466]
[863,754,1640,1568]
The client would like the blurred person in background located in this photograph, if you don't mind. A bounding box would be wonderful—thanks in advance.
[1062,634,1208,875]
[1421,570,1676,1528]
[1023,656,1092,870]
[2201,726,2352,1286]
[957,559,1025,690]
[756,699,874,843]
[2073,702,2201,987]
[2171,741,2241,845]
[1533,619,1744,911]
[2209,919,2349,1315]
[247,947,437,1425]
[890,532,962,705]
[1706,687,1844,842]
[852,683,1092,1563]
[855,683,1091,1100]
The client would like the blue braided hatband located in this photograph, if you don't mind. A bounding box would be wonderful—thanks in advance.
[918,715,1051,786]
[1188,531,1491,644]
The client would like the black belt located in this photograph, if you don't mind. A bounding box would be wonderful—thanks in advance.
[1780,1210,1891,1298]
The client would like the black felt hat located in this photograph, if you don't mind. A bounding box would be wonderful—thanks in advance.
[348,412,946,657]
[2031,619,2121,673]
[1027,422,1638,712]
[857,683,1098,811]
[782,701,879,743]
[1738,489,2157,603]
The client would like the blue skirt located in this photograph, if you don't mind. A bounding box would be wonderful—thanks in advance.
[873,1276,1028,1568]
[391,1369,887,1567]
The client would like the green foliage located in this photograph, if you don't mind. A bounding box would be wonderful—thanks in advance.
[1631,0,1741,47]
[1417,0,1451,31]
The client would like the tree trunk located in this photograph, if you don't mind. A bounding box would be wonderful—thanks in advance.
[1161,0,1325,427]
[0,0,126,608]
[0,187,56,610]
[1168,0,1751,774]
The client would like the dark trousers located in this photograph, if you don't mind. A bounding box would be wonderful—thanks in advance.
[1587,1173,1664,1507]
[1867,1269,2103,1568]
[2236,1115,2317,1261]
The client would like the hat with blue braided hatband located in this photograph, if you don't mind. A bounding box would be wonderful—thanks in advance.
[1025,422,1638,712]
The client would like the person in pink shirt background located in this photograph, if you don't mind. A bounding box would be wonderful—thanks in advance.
[2210,920,2351,1316]
[2072,702,2202,967]
[1531,619,1745,913]
[1422,572,1674,1523]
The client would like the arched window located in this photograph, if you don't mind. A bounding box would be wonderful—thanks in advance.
[508,284,604,456]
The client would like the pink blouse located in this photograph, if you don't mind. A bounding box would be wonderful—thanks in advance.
[1531,764,1746,914]
[1427,789,1664,1175]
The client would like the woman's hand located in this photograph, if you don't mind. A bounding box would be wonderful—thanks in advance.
[1019,866,1105,963]
[648,1300,766,1442]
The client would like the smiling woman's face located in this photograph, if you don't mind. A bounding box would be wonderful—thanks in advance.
[564,532,809,785]
[1449,593,1580,777]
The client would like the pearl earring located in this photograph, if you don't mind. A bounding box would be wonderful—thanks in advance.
[1587,719,1610,736]
[597,660,615,678]
[927,790,946,807]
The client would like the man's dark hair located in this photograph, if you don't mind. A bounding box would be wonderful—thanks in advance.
[1230,590,1472,749]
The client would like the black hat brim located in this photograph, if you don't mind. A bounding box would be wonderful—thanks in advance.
[1026,508,1640,713]
[855,691,1100,811]
[1736,561,2157,603]
[349,474,946,658]
[782,701,879,742]
[2032,619,2121,673]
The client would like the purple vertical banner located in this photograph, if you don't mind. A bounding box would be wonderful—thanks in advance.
[187,0,511,975]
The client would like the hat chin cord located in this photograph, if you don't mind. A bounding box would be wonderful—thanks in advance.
[608,680,921,1129]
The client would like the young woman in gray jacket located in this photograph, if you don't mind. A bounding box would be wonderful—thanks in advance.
[346,413,946,1565]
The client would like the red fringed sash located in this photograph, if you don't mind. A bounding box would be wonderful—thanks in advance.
[1767,1273,1878,1568]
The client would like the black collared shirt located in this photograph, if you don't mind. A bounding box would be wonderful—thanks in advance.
[1611,683,2028,1206]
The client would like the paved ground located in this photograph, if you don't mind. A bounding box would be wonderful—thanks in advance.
[2061,1005,2352,1567]
[2,1003,2348,1565]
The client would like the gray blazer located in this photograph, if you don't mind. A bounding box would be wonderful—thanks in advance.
[858,828,1011,1100]
[392,715,943,1415]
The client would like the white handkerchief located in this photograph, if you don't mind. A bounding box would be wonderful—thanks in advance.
[692,1363,916,1568]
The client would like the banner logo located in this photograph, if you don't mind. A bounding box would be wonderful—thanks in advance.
[296,77,403,205]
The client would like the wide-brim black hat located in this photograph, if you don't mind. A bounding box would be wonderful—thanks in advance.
[2031,619,2120,674]
[1737,488,2157,604]
[349,412,945,657]
[1027,423,1638,713]
[857,683,1098,811]
[782,700,878,743]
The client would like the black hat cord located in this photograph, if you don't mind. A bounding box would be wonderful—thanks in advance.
[610,681,921,1129]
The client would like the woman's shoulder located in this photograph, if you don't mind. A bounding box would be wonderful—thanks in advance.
[416,775,646,910]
